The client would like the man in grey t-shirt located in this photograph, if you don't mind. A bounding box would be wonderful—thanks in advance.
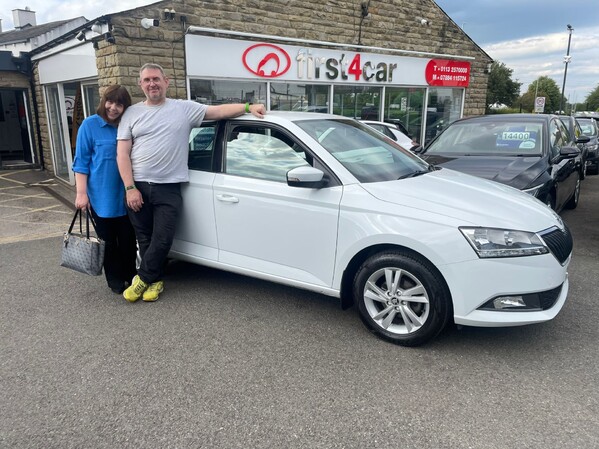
[117,63,266,303]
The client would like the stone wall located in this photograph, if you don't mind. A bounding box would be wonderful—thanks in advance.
[101,0,491,115]
[31,64,51,173]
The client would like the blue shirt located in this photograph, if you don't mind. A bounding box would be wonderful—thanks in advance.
[72,114,127,218]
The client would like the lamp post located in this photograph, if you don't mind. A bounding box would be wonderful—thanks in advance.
[559,24,573,114]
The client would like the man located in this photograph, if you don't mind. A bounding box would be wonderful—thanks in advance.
[117,63,266,302]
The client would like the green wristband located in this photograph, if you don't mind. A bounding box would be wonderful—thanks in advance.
[125,184,136,191]
[245,102,251,113]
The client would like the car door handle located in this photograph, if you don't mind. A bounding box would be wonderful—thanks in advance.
[216,194,239,203]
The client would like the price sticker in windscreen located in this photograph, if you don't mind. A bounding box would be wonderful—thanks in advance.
[501,131,530,141]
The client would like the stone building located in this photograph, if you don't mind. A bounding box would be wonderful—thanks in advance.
[4,0,492,184]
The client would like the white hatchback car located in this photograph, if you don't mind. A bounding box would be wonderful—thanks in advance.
[173,112,572,346]
[360,120,418,150]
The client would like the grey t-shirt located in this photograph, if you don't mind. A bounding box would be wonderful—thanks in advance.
[117,99,208,183]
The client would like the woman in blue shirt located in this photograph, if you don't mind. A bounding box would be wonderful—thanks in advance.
[72,85,137,294]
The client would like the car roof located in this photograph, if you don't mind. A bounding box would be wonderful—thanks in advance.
[232,111,354,124]
[454,113,553,124]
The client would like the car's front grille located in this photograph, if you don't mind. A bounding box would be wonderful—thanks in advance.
[540,225,573,265]
[539,284,563,310]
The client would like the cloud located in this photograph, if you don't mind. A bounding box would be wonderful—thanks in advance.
[483,27,599,99]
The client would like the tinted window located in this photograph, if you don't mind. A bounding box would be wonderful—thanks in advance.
[188,124,216,171]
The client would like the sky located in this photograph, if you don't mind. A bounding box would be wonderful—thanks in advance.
[1,0,598,103]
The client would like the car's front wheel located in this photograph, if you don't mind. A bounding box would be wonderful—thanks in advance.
[353,251,452,346]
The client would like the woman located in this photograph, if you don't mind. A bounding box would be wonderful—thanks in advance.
[72,85,137,294]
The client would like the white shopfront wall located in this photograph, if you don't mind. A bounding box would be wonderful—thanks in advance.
[185,31,473,145]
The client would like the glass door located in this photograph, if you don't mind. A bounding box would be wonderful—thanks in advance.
[46,85,73,183]
[82,83,99,118]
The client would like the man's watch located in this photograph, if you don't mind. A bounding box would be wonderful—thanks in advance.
[125,185,136,191]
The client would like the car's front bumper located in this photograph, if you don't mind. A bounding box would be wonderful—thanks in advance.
[442,252,570,327]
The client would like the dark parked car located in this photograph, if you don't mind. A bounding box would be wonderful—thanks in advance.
[417,113,584,212]
[558,115,591,178]
[575,117,599,175]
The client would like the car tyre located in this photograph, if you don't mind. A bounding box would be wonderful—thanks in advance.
[353,251,452,346]
[565,175,581,210]
[588,162,599,176]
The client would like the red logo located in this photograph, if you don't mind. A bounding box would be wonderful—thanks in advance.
[242,43,291,78]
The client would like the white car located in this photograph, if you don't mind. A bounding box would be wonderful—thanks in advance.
[360,120,417,150]
[174,112,572,346]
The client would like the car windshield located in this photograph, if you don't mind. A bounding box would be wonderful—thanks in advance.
[294,118,429,182]
[425,120,544,157]
[577,119,598,137]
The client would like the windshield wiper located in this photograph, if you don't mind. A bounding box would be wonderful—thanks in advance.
[397,169,430,180]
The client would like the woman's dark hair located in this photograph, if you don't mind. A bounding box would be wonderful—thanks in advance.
[96,85,132,123]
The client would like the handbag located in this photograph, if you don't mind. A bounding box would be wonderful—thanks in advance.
[60,209,105,276]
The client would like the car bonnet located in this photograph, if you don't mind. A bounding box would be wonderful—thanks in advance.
[358,167,562,232]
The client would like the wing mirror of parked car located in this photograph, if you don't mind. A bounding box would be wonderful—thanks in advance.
[287,166,327,188]
[558,146,581,160]
[576,135,590,144]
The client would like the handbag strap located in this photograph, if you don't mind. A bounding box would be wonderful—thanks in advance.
[68,209,99,240]
[86,209,100,237]
[67,209,81,234]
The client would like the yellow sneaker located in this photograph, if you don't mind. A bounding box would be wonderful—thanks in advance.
[123,275,148,302]
[142,280,164,302]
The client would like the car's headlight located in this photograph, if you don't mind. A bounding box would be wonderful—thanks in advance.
[460,227,549,258]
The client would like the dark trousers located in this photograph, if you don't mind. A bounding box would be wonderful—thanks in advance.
[127,182,182,284]
[90,207,138,290]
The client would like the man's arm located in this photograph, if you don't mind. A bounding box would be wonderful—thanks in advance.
[117,139,143,212]
[204,103,266,120]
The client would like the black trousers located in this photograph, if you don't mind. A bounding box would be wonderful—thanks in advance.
[90,207,138,290]
[127,182,182,284]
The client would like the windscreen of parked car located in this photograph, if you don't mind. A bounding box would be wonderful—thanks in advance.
[294,118,429,183]
[577,118,598,137]
[425,120,544,157]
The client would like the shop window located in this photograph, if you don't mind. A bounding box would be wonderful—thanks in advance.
[270,83,329,113]
[189,79,266,105]
[332,85,381,120]
[425,87,464,144]
[384,87,425,145]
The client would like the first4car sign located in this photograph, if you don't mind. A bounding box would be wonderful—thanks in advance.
[186,34,471,87]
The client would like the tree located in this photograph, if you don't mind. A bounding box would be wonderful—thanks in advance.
[517,76,562,113]
[583,84,599,111]
[486,61,521,108]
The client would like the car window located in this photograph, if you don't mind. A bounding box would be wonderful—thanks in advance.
[578,119,598,137]
[188,124,216,171]
[224,125,311,182]
[573,121,584,139]
[296,118,427,182]
[549,119,568,158]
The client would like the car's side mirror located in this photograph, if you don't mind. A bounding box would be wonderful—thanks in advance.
[287,166,326,188]
[411,145,423,154]
[576,135,590,144]
[558,146,581,160]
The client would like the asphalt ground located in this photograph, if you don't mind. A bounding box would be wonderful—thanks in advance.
[1,169,598,448]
